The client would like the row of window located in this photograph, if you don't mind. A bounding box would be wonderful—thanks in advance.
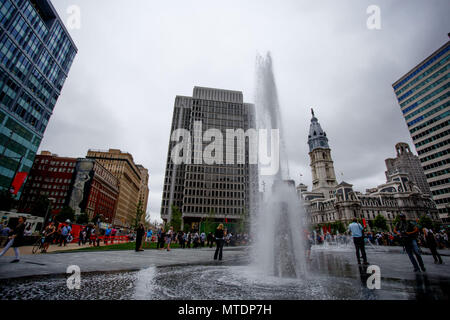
[415,129,450,148]
[393,44,450,90]
[400,73,449,108]
[412,120,449,141]
[429,178,450,188]
[407,99,450,127]
[422,158,450,171]
[181,206,244,215]
[396,57,450,97]
[420,148,450,163]
[410,110,450,134]
[417,139,450,156]
[426,168,450,179]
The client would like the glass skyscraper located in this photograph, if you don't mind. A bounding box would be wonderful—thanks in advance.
[393,38,449,222]
[0,0,77,195]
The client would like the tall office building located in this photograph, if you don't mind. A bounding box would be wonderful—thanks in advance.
[136,164,149,220]
[0,0,77,194]
[86,149,147,229]
[161,86,258,232]
[392,38,450,222]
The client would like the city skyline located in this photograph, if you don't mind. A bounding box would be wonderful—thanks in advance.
[37,0,450,222]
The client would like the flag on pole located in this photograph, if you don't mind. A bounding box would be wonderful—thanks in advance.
[362,218,367,228]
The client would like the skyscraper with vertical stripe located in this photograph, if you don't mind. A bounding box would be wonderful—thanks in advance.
[392,37,449,222]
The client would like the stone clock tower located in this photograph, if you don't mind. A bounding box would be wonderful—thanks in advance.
[308,109,338,199]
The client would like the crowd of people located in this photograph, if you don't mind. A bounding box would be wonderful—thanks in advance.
[132,223,251,261]
[344,214,447,272]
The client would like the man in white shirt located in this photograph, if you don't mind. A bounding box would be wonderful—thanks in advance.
[348,218,369,265]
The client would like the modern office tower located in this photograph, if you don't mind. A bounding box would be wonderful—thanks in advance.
[161,86,258,232]
[68,158,119,224]
[86,149,145,229]
[18,151,77,215]
[0,0,77,194]
[307,109,337,199]
[392,38,450,222]
[385,142,431,195]
[136,164,149,219]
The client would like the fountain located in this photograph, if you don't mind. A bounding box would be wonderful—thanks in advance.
[251,53,308,278]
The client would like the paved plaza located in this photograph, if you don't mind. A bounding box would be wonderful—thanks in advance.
[0,245,449,300]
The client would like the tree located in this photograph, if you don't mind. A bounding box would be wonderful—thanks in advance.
[76,213,89,225]
[373,214,388,231]
[332,221,346,234]
[419,214,433,229]
[56,206,75,223]
[132,200,145,229]
[0,190,16,211]
[168,205,182,231]
[29,196,50,218]
[238,208,250,234]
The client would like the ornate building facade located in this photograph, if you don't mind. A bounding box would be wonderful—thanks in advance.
[298,111,439,231]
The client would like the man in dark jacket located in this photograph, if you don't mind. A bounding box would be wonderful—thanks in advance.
[0,216,26,263]
[394,213,426,272]
[135,223,145,252]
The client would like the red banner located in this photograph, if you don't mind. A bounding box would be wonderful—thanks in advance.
[11,172,27,195]
[362,218,367,228]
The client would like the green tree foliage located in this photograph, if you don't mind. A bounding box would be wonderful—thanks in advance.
[419,214,433,229]
[332,221,346,234]
[56,206,75,223]
[168,205,182,231]
[132,200,145,229]
[373,214,388,231]
[203,209,216,234]
[29,196,50,218]
[76,213,90,225]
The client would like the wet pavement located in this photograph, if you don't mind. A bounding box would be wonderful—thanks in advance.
[0,245,449,300]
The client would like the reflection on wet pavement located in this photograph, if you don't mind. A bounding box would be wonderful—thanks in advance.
[0,248,449,300]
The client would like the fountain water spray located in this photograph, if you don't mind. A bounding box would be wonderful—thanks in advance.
[251,53,308,278]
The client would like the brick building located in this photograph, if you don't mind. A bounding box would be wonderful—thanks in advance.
[18,151,76,215]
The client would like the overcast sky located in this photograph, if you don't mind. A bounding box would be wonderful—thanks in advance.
[40,0,450,222]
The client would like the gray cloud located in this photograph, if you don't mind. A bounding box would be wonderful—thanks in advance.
[40,0,450,222]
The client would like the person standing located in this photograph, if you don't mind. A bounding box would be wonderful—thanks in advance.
[104,226,112,245]
[394,213,426,272]
[0,216,26,263]
[214,224,226,261]
[135,223,145,252]
[423,227,443,264]
[166,226,174,252]
[158,227,166,250]
[348,218,369,265]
